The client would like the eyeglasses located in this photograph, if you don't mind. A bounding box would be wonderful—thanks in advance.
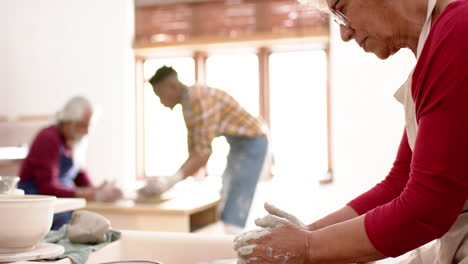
[331,0,350,27]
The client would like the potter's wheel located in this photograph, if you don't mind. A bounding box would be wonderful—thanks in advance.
[0,243,64,263]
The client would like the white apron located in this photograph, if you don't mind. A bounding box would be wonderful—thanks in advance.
[393,0,437,150]
[394,0,468,263]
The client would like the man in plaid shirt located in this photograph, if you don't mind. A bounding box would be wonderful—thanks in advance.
[140,66,269,233]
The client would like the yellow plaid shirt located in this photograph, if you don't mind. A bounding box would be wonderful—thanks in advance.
[181,85,267,155]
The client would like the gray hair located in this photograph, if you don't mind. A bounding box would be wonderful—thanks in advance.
[56,96,93,122]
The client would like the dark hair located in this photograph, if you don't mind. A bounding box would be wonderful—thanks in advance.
[149,66,178,85]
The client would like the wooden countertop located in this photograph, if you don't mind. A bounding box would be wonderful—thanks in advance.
[54,198,86,214]
[85,193,220,215]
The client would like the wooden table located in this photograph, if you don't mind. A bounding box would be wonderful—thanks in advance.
[85,194,220,233]
[55,198,86,214]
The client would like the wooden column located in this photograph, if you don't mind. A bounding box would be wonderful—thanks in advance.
[193,51,208,178]
[258,47,271,127]
[135,56,146,179]
[194,51,207,85]
[320,45,334,184]
[258,47,273,181]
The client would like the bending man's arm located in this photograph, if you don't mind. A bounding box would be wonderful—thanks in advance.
[179,152,210,178]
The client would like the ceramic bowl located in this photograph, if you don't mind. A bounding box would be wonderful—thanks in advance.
[0,195,56,253]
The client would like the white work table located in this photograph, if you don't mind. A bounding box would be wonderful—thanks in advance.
[7,230,407,264]
[9,231,236,264]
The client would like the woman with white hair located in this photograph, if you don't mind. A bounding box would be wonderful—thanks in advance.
[235,0,468,263]
[18,96,122,230]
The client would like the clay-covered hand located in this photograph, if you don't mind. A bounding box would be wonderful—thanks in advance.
[94,181,123,203]
[256,202,309,231]
[137,172,183,198]
[235,221,311,264]
[234,203,312,264]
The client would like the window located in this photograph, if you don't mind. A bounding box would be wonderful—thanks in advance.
[135,0,331,183]
[206,53,260,117]
[143,57,195,176]
[138,49,330,182]
[269,50,328,180]
[205,53,260,176]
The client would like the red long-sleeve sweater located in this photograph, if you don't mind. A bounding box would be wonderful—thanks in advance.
[19,125,92,197]
[348,0,468,257]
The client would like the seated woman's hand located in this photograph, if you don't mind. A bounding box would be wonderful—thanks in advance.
[234,203,312,264]
[257,202,310,230]
[235,221,311,264]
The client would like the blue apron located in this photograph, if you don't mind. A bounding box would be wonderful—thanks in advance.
[18,146,80,230]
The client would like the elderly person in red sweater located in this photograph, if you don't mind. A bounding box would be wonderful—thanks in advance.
[18,96,122,229]
[235,0,468,263]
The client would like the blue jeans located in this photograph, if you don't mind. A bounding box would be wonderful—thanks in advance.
[220,135,269,228]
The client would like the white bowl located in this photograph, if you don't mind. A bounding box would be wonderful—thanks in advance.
[0,195,56,253]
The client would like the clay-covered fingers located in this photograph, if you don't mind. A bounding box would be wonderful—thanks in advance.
[238,245,257,257]
[255,214,290,229]
[264,202,309,230]
[138,177,169,197]
[108,187,123,202]
[237,244,288,264]
[234,229,271,251]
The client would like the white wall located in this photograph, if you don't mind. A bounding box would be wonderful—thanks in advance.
[328,23,415,204]
[0,0,136,186]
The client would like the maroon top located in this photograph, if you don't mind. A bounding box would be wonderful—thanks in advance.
[348,0,468,257]
[19,125,92,197]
